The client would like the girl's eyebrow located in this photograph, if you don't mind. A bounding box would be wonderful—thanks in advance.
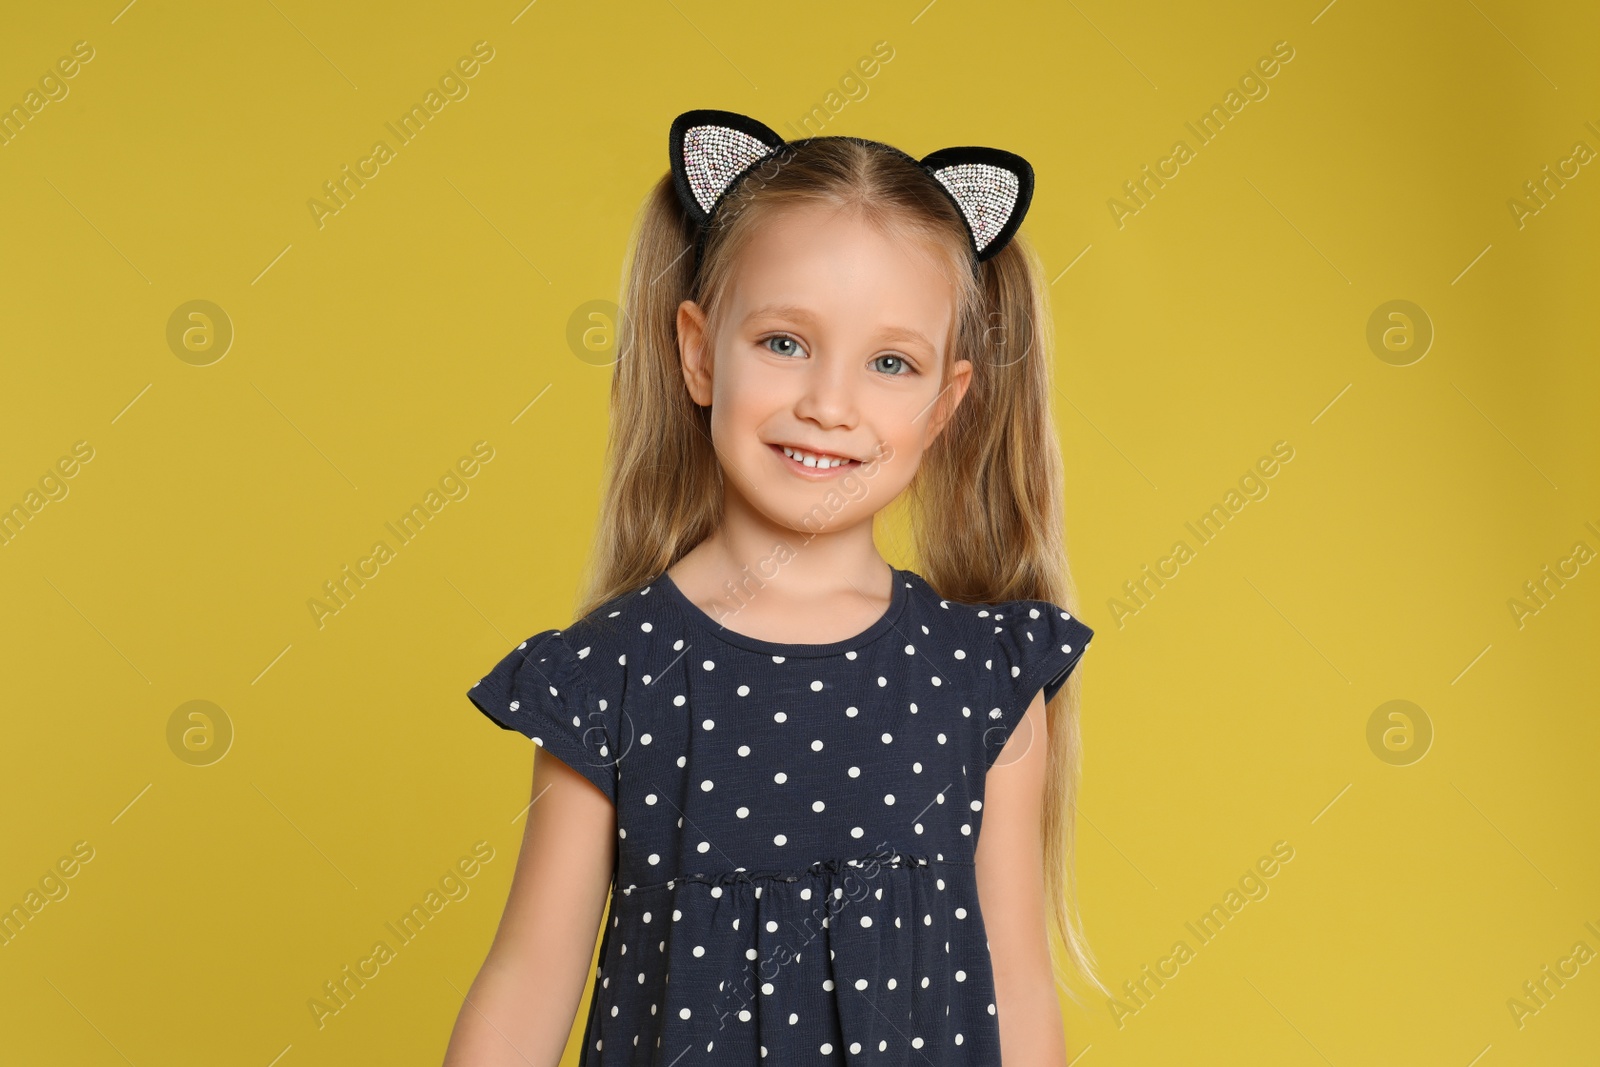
[744,303,819,325]
[744,303,935,351]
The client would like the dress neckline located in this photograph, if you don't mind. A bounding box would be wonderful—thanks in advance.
[653,566,910,658]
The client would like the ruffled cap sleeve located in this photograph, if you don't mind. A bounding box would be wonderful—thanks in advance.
[466,628,619,804]
[982,601,1094,768]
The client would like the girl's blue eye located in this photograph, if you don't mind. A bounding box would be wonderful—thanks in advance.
[762,334,915,376]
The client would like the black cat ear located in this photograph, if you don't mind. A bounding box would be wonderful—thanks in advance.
[918,147,1034,261]
[669,109,788,225]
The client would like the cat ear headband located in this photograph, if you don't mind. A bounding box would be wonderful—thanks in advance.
[669,108,1034,279]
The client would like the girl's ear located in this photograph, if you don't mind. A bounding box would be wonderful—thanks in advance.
[677,299,713,406]
[925,357,975,444]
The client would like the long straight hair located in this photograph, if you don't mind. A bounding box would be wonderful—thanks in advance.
[573,136,1105,1002]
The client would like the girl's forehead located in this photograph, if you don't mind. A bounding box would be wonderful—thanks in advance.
[724,207,960,318]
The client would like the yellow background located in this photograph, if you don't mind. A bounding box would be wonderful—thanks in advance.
[2,1,1596,1064]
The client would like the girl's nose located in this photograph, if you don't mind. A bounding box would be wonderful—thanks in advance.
[793,356,858,428]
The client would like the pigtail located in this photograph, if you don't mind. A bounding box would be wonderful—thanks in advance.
[910,230,1108,1003]
[575,175,722,620]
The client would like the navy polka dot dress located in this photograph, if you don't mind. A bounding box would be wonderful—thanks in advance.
[467,567,1093,1064]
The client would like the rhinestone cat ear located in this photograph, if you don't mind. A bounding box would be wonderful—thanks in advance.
[669,109,788,226]
[918,147,1034,263]
[667,109,1035,267]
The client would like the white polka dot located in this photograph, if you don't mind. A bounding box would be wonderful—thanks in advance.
[701,718,715,730]
[774,834,787,846]
[738,685,750,696]
[881,732,893,743]
[703,659,715,670]
[810,680,823,691]
[860,915,872,927]
[811,739,823,751]
[736,806,750,818]
[738,744,751,756]
[884,793,895,805]
[851,826,864,838]
[774,771,787,784]
[700,779,714,791]
[812,800,825,812]
[848,766,860,777]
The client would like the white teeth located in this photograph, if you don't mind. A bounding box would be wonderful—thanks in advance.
[781,445,852,469]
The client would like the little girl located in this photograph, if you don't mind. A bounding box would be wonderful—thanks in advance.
[446,109,1100,1067]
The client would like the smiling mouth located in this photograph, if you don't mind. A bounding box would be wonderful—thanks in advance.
[769,442,862,470]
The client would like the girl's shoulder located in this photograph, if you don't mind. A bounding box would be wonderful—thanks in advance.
[561,578,656,648]
[902,568,1094,649]
[901,570,1095,759]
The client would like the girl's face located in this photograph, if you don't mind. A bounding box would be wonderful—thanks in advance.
[677,202,973,538]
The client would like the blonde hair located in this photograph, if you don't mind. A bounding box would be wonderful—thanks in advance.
[574,137,1105,1003]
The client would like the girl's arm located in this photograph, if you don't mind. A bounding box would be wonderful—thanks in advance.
[442,748,616,1067]
[975,690,1070,1067]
